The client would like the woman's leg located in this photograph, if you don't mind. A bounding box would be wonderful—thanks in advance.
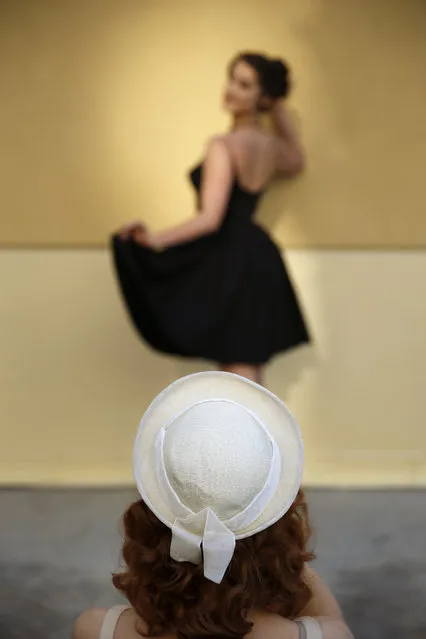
[220,363,263,385]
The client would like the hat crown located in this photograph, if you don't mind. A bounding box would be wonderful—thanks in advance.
[163,399,273,520]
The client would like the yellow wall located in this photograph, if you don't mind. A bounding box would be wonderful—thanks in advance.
[1,0,426,248]
[1,1,426,486]
[1,248,426,487]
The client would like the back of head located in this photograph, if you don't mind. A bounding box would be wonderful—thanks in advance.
[234,52,291,100]
[113,494,314,639]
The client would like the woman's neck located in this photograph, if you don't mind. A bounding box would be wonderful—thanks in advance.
[231,112,261,131]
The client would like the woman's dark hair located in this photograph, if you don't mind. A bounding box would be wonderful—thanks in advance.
[113,490,314,639]
[231,52,291,101]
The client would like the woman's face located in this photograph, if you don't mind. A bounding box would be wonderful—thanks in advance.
[223,60,263,115]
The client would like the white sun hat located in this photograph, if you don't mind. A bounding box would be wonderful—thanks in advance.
[133,371,304,584]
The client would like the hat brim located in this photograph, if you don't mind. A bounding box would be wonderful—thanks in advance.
[133,371,304,539]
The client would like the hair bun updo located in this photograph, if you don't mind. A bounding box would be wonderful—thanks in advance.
[233,52,291,102]
[266,58,290,100]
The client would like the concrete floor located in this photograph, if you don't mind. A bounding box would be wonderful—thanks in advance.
[0,489,425,639]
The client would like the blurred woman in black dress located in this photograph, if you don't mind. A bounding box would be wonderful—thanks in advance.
[112,52,309,385]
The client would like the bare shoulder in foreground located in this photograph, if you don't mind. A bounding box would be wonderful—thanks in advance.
[72,606,353,639]
[73,566,354,639]
[72,608,108,639]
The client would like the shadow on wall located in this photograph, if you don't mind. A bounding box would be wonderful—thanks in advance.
[259,0,426,248]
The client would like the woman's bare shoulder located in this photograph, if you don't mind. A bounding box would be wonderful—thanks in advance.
[249,611,299,639]
[73,607,151,639]
[72,607,299,639]
[72,608,108,639]
[224,129,278,169]
[224,128,274,148]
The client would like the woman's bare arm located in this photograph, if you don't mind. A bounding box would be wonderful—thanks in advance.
[298,567,354,638]
[301,566,344,619]
[270,102,305,176]
[250,608,353,639]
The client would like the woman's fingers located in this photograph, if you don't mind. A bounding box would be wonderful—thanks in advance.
[132,227,150,246]
[118,221,146,240]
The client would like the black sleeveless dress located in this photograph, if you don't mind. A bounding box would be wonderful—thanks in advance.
[111,163,310,364]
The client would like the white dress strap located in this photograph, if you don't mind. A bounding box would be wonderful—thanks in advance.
[99,605,131,639]
[296,617,323,639]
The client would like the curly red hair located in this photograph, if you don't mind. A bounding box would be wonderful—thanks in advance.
[113,490,314,639]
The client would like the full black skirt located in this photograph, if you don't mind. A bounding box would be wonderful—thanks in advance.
[111,220,309,364]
